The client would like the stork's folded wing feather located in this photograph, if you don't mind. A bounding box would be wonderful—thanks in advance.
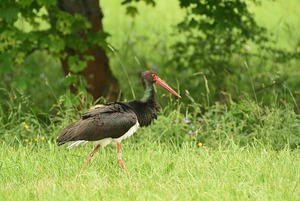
[57,103,137,145]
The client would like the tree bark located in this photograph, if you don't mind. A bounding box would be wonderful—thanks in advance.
[58,0,119,102]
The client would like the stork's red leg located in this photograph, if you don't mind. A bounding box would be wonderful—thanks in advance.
[117,143,126,170]
[80,144,100,174]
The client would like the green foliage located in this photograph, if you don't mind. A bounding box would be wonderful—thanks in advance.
[0,50,65,113]
[199,100,300,150]
[0,88,47,143]
[171,0,264,98]
[122,0,156,17]
[0,87,95,144]
[101,0,300,108]
[0,1,109,112]
[167,0,300,105]
[123,97,300,150]
[2,80,299,150]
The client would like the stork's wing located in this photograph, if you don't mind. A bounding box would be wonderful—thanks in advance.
[57,102,137,145]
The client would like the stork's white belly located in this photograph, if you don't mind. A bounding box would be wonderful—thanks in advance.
[67,121,140,148]
[115,121,140,142]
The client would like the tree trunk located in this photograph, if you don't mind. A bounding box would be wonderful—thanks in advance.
[58,0,119,102]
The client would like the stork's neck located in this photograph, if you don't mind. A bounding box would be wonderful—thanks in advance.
[142,81,155,101]
[125,80,160,127]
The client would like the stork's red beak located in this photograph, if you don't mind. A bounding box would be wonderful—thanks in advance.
[153,75,181,98]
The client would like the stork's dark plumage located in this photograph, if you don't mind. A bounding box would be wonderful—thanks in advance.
[57,71,181,172]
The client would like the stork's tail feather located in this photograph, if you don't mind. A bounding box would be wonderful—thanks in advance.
[56,121,82,146]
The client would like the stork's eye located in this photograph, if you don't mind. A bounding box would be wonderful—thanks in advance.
[151,74,158,82]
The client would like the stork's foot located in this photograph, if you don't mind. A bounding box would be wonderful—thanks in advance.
[118,158,126,170]
[80,144,100,174]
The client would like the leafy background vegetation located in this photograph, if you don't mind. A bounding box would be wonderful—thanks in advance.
[0,0,300,200]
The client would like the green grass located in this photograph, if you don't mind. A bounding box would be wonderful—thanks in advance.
[1,142,299,200]
[1,93,300,200]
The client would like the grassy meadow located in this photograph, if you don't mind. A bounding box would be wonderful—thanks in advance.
[1,0,300,200]
[1,142,299,200]
[1,96,300,200]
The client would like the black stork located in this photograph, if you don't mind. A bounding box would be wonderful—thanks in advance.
[57,70,181,173]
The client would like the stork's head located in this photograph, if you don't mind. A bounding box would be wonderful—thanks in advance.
[141,71,181,98]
